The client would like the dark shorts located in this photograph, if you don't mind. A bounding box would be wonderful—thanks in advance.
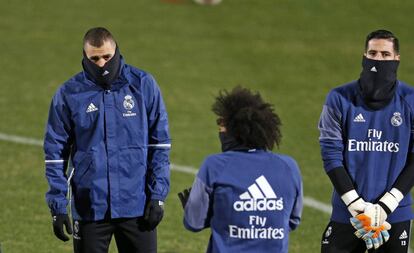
[73,217,157,253]
[321,220,411,253]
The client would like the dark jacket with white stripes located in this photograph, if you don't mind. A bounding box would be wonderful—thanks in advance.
[44,60,171,221]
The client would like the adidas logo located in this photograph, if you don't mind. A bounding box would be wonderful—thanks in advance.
[86,103,98,113]
[239,175,277,199]
[399,230,408,240]
[370,66,377,72]
[233,175,283,212]
[353,113,366,122]
[102,70,110,76]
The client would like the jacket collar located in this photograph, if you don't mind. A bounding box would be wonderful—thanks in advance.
[82,56,130,91]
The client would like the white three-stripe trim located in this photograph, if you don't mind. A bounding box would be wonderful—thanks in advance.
[148,144,171,148]
[239,175,277,199]
[45,160,66,163]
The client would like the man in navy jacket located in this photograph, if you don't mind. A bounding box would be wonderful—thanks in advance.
[44,27,170,253]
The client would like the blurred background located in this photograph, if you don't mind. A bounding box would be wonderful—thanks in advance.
[1,0,414,252]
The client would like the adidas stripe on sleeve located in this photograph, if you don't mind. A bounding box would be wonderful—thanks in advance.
[319,91,345,172]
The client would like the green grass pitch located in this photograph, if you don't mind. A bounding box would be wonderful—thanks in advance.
[1,0,414,252]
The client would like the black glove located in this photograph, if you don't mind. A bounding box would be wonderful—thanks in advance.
[52,214,72,241]
[144,200,164,230]
[177,188,191,209]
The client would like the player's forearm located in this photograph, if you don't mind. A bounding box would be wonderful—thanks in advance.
[44,140,71,214]
[146,94,171,200]
[45,165,70,214]
[289,188,303,231]
[327,166,373,217]
[146,148,171,200]
[183,177,212,232]
[327,166,355,195]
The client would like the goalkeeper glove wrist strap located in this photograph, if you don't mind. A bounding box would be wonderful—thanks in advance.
[379,188,404,214]
[342,189,359,206]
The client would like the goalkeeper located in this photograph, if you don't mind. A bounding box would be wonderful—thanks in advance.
[318,29,414,253]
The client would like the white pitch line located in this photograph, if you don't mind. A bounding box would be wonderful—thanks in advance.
[303,196,332,214]
[0,132,43,146]
[170,164,198,175]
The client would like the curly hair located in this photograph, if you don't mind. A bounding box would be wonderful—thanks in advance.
[212,86,282,150]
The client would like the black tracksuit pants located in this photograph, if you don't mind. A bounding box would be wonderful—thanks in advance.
[73,217,156,253]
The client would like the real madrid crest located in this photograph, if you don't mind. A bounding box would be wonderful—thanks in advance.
[122,95,137,117]
[391,112,402,127]
[123,95,135,110]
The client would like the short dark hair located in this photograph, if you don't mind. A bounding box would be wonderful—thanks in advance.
[83,27,116,47]
[212,86,282,150]
[365,29,399,53]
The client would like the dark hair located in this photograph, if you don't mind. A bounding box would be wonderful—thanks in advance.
[212,86,282,150]
[83,27,116,47]
[365,29,399,53]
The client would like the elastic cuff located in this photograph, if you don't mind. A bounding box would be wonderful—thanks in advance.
[390,188,404,202]
[379,191,400,213]
[378,201,392,215]
[341,190,359,206]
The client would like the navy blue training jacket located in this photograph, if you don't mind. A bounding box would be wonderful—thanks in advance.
[184,150,303,253]
[44,59,171,221]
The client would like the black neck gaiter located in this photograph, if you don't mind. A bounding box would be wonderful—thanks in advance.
[82,47,121,90]
[219,132,249,152]
[358,56,399,110]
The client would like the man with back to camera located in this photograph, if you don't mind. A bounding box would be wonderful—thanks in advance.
[319,29,414,252]
[44,27,171,253]
[178,86,303,253]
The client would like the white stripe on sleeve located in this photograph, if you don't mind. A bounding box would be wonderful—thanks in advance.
[148,144,171,148]
[45,159,66,164]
